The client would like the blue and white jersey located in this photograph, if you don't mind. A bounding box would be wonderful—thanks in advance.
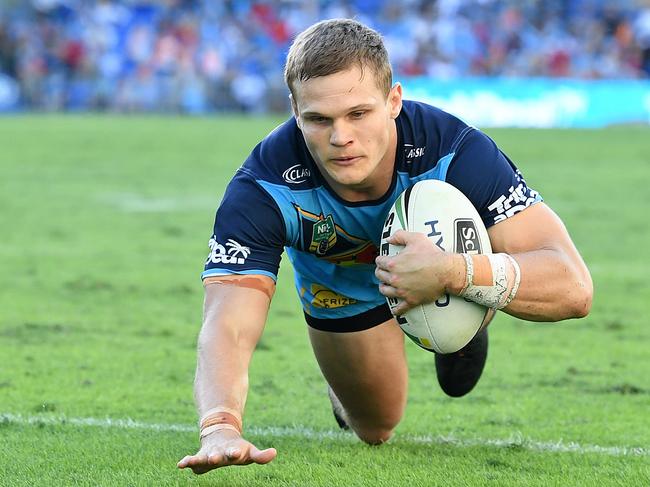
[203,100,541,321]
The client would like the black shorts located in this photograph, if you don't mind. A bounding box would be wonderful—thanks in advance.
[304,303,393,333]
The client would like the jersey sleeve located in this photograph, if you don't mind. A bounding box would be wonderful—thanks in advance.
[446,128,542,228]
[202,171,286,281]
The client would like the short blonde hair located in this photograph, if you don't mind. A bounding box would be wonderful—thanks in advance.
[284,19,392,97]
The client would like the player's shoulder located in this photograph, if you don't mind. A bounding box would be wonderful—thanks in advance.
[397,100,476,174]
[400,99,471,143]
[239,116,318,189]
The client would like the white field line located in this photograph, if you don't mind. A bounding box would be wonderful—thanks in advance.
[2,412,648,458]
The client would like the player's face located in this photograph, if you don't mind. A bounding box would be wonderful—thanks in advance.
[291,66,402,201]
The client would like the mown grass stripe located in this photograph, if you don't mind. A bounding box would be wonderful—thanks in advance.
[2,413,647,458]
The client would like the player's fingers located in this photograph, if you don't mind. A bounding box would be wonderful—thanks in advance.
[189,463,215,475]
[185,451,228,473]
[386,229,410,245]
[180,438,275,471]
[177,453,215,474]
[375,267,391,283]
[388,294,416,314]
[378,282,398,297]
[182,453,209,469]
[177,455,192,468]
[375,254,399,271]
[249,446,277,465]
[197,449,235,473]
[223,442,276,466]
[224,446,244,462]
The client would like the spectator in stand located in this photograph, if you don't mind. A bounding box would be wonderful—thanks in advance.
[0,0,648,113]
[635,1,650,76]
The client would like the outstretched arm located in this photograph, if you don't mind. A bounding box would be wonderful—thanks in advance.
[375,203,593,322]
[178,275,278,474]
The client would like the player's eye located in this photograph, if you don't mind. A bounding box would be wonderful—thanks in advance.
[306,116,328,124]
[350,111,366,119]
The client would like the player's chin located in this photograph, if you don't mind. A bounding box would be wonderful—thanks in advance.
[329,168,370,187]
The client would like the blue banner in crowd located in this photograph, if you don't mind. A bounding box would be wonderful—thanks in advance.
[402,77,650,128]
[0,75,19,112]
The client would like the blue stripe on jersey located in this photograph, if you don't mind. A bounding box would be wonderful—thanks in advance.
[396,152,455,188]
[256,180,305,246]
[201,268,278,282]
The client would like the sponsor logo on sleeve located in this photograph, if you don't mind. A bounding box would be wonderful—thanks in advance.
[206,237,251,265]
[487,182,539,224]
[282,164,311,184]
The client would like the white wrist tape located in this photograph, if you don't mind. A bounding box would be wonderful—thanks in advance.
[503,254,521,307]
[199,406,242,428]
[459,253,474,295]
[460,253,519,309]
[200,423,241,439]
[199,406,243,439]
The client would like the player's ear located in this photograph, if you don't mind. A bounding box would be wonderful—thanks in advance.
[388,83,403,119]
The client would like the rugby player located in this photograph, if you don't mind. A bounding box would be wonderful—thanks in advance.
[178,19,592,474]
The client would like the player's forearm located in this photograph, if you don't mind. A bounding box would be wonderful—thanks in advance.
[472,202,593,322]
[194,282,271,420]
[447,248,592,321]
[194,324,253,417]
[499,249,592,322]
[445,246,591,322]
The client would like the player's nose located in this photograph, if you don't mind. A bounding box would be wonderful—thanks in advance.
[329,120,353,146]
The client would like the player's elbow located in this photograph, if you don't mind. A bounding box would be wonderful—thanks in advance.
[572,282,593,318]
[564,277,593,319]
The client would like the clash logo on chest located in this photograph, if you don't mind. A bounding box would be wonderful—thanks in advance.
[293,204,378,266]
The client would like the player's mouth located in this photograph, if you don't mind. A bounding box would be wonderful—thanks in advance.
[330,156,362,166]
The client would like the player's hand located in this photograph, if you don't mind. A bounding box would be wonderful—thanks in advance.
[375,230,462,315]
[177,428,277,474]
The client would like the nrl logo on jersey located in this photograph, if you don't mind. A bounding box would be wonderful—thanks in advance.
[404,143,425,161]
[293,204,378,265]
[206,237,251,265]
[309,214,337,255]
[282,164,311,184]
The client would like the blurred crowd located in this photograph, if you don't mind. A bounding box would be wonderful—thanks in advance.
[1,0,649,113]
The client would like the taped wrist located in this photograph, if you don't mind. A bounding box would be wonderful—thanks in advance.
[459,253,521,309]
[199,406,243,439]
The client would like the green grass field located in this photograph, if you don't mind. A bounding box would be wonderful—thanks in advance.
[1,116,649,486]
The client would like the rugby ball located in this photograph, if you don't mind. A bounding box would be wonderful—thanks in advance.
[379,180,493,353]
